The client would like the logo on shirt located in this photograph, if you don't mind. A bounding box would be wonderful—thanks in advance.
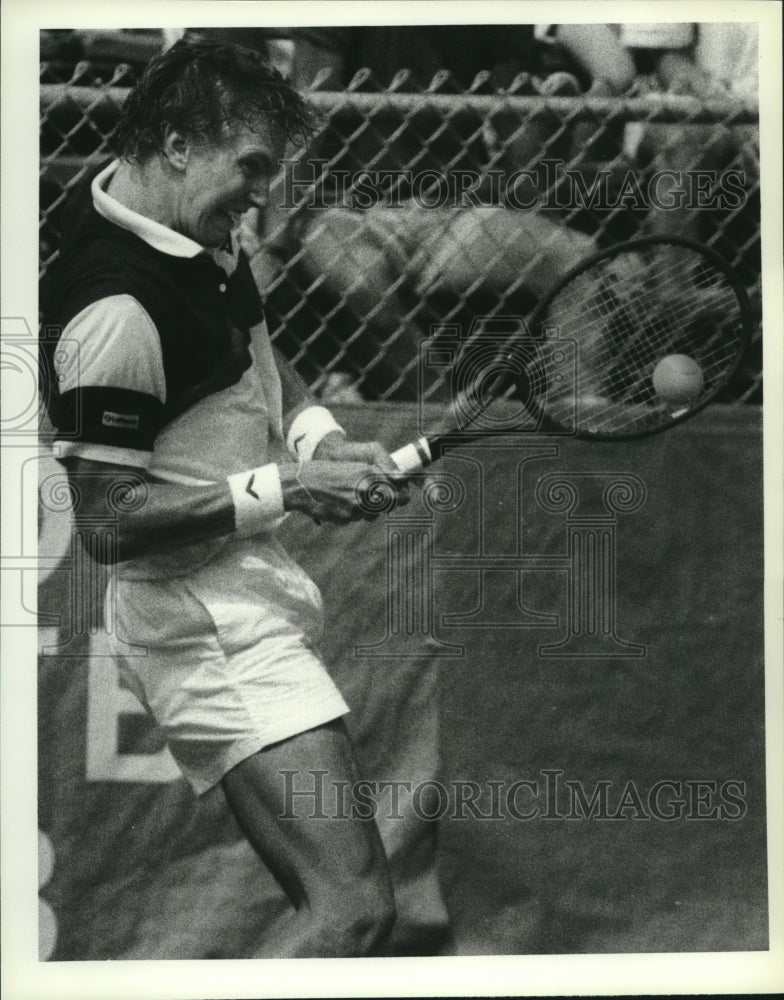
[102,410,140,430]
[246,472,260,501]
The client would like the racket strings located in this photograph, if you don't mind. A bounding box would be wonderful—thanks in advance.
[533,243,746,434]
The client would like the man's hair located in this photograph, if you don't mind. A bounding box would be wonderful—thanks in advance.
[113,38,317,162]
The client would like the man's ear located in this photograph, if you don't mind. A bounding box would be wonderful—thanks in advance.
[161,128,190,171]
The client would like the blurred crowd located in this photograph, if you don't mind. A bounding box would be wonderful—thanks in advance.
[40,23,758,98]
[41,24,760,401]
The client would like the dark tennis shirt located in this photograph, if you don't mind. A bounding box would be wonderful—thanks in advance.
[40,160,288,481]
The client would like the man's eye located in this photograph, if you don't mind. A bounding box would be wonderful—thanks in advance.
[241,162,266,179]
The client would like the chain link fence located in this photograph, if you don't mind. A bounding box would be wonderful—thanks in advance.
[40,61,762,404]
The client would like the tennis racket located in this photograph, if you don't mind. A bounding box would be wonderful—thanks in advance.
[391,235,753,474]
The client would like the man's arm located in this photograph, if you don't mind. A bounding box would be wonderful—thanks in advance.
[273,346,400,471]
[52,314,405,564]
[555,24,636,95]
[274,344,316,416]
[656,50,717,98]
[62,453,406,564]
[63,457,234,561]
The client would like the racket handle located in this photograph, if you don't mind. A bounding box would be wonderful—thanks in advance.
[391,438,433,474]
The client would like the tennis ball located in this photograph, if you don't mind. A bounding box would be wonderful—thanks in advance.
[652,354,704,404]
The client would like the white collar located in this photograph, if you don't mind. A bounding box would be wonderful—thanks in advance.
[91,160,204,259]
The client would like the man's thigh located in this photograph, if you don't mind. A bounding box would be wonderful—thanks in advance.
[221,719,392,907]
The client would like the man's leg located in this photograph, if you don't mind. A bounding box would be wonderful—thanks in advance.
[414,207,596,302]
[291,207,425,398]
[336,654,452,955]
[221,718,396,957]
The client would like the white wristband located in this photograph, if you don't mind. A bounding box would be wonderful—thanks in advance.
[286,406,345,462]
[227,463,285,536]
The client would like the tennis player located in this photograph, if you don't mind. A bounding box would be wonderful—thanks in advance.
[40,39,410,957]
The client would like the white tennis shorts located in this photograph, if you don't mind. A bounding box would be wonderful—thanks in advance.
[107,535,349,794]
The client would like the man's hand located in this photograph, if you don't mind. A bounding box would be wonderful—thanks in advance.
[658,52,722,99]
[280,459,410,525]
[312,431,398,471]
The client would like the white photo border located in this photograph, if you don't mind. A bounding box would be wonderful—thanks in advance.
[2,1,782,997]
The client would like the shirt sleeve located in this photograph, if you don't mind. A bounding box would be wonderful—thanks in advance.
[52,294,166,467]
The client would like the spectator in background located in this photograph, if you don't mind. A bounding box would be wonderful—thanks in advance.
[533,24,636,163]
[40,29,167,84]
[621,22,758,100]
[545,23,635,97]
[257,25,611,398]
[286,25,568,192]
[618,22,759,276]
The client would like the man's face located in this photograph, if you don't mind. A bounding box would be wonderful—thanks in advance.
[173,119,285,248]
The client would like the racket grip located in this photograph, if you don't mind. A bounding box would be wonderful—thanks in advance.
[390,438,433,474]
